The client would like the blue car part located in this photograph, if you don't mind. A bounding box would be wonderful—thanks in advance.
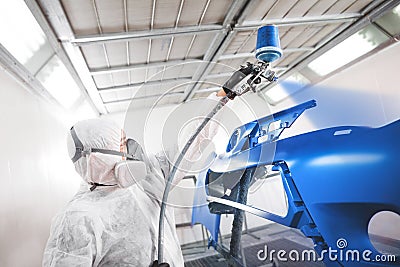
[192,100,400,266]
[191,169,221,249]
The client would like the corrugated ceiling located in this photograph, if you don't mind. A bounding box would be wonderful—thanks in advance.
[34,0,390,114]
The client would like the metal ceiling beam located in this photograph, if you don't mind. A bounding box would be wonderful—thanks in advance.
[24,0,101,114]
[197,87,220,93]
[195,87,221,94]
[205,67,288,80]
[360,0,388,15]
[71,25,223,46]
[104,91,184,104]
[98,77,192,93]
[258,0,400,95]
[89,47,304,76]
[34,0,108,114]
[90,59,201,76]
[181,0,253,102]
[205,72,236,80]
[237,13,362,30]
[218,47,314,61]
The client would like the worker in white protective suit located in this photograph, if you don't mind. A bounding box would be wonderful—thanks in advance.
[42,117,188,266]
[42,60,258,266]
[42,90,230,267]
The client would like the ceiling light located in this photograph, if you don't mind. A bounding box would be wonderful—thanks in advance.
[308,25,388,76]
[36,55,81,109]
[395,3,400,15]
[0,0,47,65]
[375,3,400,36]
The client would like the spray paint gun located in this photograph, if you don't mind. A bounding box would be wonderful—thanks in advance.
[155,25,282,266]
[222,25,282,100]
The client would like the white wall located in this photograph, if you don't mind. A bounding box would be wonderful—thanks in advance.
[274,42,400,138]
[0,67,83,267]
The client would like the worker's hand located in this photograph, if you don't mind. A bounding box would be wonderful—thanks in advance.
[216,88,226,97]
[152,260,170,267]
[221,62,260,100]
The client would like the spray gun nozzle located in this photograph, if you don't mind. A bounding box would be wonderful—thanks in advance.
[261,69,278,82]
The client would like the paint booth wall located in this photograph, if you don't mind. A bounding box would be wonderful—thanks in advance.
[0,67,82,267]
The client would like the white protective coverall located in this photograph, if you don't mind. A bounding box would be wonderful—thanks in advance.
[42,119,185,267]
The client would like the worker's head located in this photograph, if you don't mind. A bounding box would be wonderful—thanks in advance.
[67,118,126,185]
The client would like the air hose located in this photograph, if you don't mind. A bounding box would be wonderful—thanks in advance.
[229,168,255,263]
[157,96,230,263]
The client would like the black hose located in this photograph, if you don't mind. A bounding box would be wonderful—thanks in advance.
[229,167,255,264]
[157,96,230,263]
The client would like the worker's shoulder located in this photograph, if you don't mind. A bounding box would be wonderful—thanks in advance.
[52,192,105,220]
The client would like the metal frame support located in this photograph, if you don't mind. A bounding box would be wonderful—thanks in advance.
[218,47,314,61]
[236,13,361,30]
[242,214,261,240]
[205,66,287,80]
[104,91,184,105]
[90,59,201,75]
[89,48,300,77]
[181,0,255,102]
[71,25,223,46]
[98,77,192,92]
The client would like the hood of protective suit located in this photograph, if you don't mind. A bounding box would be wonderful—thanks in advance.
[67,119,124,185]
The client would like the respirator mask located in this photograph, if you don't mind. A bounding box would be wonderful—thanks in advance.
[70,126,147,190]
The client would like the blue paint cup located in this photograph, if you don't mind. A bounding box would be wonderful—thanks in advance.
[255,25,282,63]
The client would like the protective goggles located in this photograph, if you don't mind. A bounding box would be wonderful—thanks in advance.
[70,126,141,163]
